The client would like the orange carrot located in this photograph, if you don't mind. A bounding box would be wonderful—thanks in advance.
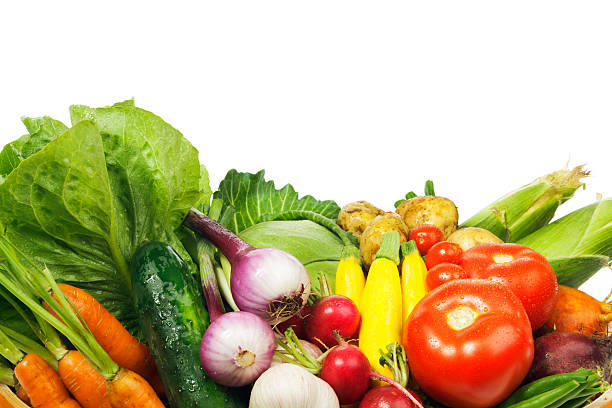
[0,384,31,408]
[58,351,111,408]
[107,368,165,408]
[13,353,81,408]
[45,284,161,393]
[15,384,29,405]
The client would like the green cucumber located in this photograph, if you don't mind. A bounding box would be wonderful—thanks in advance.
[131,241,248,408]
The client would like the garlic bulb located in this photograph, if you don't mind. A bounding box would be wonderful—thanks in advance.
[249,364,339,408]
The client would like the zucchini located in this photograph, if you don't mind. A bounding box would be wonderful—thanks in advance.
[131,241,248,408]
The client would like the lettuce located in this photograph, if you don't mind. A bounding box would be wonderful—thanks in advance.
[0,101,206,335]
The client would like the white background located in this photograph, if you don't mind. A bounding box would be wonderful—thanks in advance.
[1,1,610,299]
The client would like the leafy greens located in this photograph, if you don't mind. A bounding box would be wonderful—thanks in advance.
[0,101,207,335]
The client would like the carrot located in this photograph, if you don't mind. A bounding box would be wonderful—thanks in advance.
[46,284,158,382]
[107,368,165,408]
[543,285,612,337]
[0,384,31,408]
[13,353,82,408]
[15,384,29,405]
[58,351,111,408]
[45,284,165,396]
[0,240,165,408]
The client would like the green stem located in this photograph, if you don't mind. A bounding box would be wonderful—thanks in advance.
[216,254,239,311]
[424,180,435,196]
[317,272,332,298]
[0,238,119,380]
[196,238,226,322]
[375,231,400,264]
[275,327,321,373]
[340,245,360,261]
[378,342,409,387]
[0,325,58,370]
[0,363,14,387]
[400,240,418,259]
[0,326,24,366]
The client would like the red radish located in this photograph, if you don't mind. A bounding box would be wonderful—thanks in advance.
[319,343,423,407]
[276,304,313,339]
[305,295,360,348]
[360,386,424,408]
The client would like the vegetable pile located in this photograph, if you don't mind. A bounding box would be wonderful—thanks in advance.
[0,100,610,408]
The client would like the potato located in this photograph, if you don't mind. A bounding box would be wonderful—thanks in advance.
[359,213,410,269]
[337,201,384,239]
[447,227,504,252]
[395,196,458,238]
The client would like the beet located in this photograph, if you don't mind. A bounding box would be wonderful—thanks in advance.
[528,332,612,382]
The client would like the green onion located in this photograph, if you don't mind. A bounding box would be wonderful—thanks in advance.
[518,198,612,287]
[461,165,589,242]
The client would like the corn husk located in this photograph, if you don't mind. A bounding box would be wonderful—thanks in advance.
[518,198,612,288]
[461,165,589,242]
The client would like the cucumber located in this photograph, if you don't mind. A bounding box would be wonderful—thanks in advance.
[131,241,248,408]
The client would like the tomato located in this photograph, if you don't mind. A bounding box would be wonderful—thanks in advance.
[425,241,462,269]
[409,224,444,255]
[460,243,559,331]
[404,279,534,408]
[426,263,468,290]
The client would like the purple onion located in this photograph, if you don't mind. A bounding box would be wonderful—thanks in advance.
[184,209,311,324]
[200,311,276,387]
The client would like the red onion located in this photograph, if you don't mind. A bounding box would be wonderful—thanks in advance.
[185,209,311,324]
[200,311,276,387]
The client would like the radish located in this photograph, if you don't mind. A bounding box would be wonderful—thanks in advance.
[305,295,360,348]
[276,304,313,339]
[319,343,423,407]
[359,386,424,408]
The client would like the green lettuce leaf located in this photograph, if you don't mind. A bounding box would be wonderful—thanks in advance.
[0,102,204,335]
[0,116,67,179]
[518,198,612,287]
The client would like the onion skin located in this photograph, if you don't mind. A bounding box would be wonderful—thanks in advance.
[231,248,311,324]
[200,311,275,387]
[542,285,612,337]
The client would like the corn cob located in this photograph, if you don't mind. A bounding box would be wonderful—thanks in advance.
[518,198,612,288]
[461,165,589,242]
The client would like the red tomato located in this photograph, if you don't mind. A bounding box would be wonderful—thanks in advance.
[425,241,462,269]
[359,386,423,408]
[460,243,559,331]
[426,263,468,290]
[404,279,534,408]
[409,224,444,255]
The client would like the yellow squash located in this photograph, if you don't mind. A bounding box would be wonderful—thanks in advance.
[334,246,365,311]
[400,240,429,323]
[359,231,402,378]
